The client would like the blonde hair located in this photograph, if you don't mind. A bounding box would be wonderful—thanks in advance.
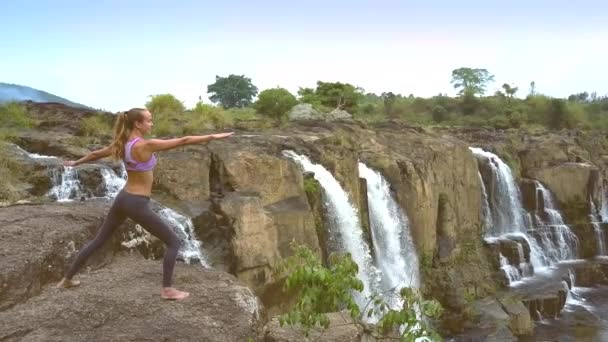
[110,108,146,161]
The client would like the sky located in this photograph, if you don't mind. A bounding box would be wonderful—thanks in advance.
[1,0,607,111]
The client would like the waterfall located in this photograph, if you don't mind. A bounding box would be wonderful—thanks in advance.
[469,147,526,236]
[470,147,545,273]
[532,181,579,263]
[499,253,521,283]
[601,187,608,222]
[48,166,86,202]
[282,150,381,307]
[158,208,209,266]
[478,171,494,232]
[100,165,126,198]
[589,198,607,256]
[358,163,420,310]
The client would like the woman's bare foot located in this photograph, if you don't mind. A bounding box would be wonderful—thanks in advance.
[56,277,81,289]
[161,287,189,300]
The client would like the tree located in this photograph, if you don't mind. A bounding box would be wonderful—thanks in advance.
[528,81,536,97]
[254,87,297,120]
[207,74,258,109]
[276,242,443,340]
[450,68,495,96]
[432,105,448,123]
[145,94,185,116]
[314,81,363,111]
[548,98,567,129]
[502,83,518,100]
[382,92,397,117]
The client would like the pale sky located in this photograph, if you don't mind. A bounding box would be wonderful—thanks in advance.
[1,0,607,111]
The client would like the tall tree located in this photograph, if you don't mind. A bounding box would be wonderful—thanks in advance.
[207,74,258,109]
[381,91,397,117]
[501,83,518,103]
[450,68,495,96]
[314,81,363,111]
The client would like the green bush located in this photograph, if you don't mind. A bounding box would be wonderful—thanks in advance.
[276,242,443,340]
[432,105,448,123]
[145,94,186,121]
[254,87,297,120]
[184,103,234,132]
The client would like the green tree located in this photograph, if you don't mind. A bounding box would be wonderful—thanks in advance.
[207,74,258,109]
[145,94,185,117]
[254,87,297,120]
[432,105,448,123]
[276,242,443,341]
[382,92,397,117]
[314,81,363,112]
[502,83,518,102]
[528,81,537,98]
[450,68,495,96]
[548,98,567,129]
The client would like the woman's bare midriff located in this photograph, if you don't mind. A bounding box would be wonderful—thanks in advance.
[124,170,154,196]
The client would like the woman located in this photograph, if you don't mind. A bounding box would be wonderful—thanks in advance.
[56,108,233,300]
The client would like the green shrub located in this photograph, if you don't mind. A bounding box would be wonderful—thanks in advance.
[276,242,443,340]
[254,87,297,120]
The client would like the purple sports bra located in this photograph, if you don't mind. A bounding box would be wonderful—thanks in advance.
[124,137,157,172]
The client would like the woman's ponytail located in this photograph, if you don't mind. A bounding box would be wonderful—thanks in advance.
[110,109,145,161]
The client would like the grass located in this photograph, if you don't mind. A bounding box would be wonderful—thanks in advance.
[79,115,112,137]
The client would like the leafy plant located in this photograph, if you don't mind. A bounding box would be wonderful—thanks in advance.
[276,242,443,341]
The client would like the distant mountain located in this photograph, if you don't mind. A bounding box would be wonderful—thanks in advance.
[0,82,91,109]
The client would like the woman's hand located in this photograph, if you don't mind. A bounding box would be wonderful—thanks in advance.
[211,132,235,140]
[63,160,77,167]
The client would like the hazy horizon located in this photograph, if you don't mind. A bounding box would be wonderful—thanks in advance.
[2,0,607,111]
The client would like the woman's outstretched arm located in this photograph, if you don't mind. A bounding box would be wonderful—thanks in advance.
[63,146,112,167]
[143,132,234,153]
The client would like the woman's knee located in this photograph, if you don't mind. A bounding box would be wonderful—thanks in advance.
[167,231,181,249]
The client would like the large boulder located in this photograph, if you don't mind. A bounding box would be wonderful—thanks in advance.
[0,201,113,310]
[0,256,265,342]
[288,104,324,121]
[0,202,266,342]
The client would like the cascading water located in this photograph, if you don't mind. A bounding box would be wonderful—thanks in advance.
[589,198,607,256]
[469,147,545,273]
[469,147,526,236]
[48,166,86,202]
[601,184,608,223]
[500,253,521,283]
[478,172,494,232]
[100,166,126,198]
[358,162,420,309]
[282,150,381,307]
[158,208,209,266]
[532,181,579,263]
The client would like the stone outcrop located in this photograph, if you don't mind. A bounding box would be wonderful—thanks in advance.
[0,256,265,342]
[0,202,265,342]
[264,312,361,342]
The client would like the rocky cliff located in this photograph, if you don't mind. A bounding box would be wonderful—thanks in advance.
[2,104,608,340]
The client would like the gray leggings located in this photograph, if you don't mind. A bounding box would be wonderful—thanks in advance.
[65,190,181,287]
